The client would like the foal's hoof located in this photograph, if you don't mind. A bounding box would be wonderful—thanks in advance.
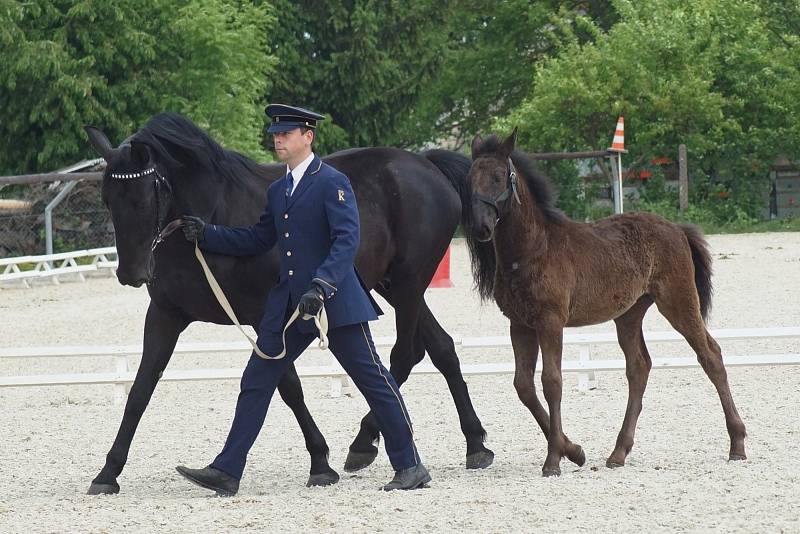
[87,482,120,495]
[606,460,625,469]
[344,447,379,473]
[568,445,586,467]
[466,448,495,470]
[728,453,747,462]
[307,469,340,487]
[542,466,561,477]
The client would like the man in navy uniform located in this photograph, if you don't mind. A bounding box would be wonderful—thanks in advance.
[175,104,430,495]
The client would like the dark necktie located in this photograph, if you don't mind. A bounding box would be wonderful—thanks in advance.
[286,171,294,197]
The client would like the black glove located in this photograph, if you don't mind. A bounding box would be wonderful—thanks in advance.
[298,283,325,317]
[181,215,206,242]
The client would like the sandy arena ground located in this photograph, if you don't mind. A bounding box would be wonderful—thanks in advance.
[1,234,799,533]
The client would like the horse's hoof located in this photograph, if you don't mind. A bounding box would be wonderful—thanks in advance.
[306,469,340,487]
[344,448,378,473]
[87,482,120,495]
[728,453,747,461]
[466,448,495,470]
[606,459,625,469]
[542,466,561,477]
[568,445,586,467]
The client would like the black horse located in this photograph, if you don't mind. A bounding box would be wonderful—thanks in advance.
[84,113,493,495]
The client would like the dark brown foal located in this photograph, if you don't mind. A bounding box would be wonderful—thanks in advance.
[464,129,747,476]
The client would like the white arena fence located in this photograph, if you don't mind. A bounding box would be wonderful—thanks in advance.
[1,327,799,404]
[0,247,118,287]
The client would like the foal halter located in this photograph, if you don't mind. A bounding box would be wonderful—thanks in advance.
[109,166,173,251]
[472,157,522,220]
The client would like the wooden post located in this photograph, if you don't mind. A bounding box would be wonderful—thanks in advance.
[679,144,688,211]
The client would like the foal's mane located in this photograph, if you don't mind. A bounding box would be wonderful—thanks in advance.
[131,112,267,184]
[462,135,566,301]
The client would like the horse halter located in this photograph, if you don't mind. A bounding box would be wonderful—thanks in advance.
[109,166,173,251]
[473,157,522,220]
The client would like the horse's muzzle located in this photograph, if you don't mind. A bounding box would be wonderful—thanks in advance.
[474,224,495,242]
[116,270,151,288]
[115,254,155,287]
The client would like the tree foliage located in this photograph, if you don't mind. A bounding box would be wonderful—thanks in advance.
[394,0,619,149]
[496,0,800,220]
[266,0,453,152]
[2,0,798,228]
[0,0,274,174]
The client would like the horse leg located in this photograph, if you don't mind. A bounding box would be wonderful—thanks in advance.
[537,319,568,477]
[418,300,493,469]
[655,289,747,461]
[344,283,425,472]
[276,365,338,486]
[607,297,654,467]
[88,302,188,495]
[510,322,585,467]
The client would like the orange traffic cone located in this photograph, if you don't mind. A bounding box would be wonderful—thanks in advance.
[428,246,454,288]
[608,116,625,152]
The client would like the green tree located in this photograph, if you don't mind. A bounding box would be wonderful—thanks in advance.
[394,0,619,149]
[497,0,800,221]
[0,0,274,174]
[266,0,453,152]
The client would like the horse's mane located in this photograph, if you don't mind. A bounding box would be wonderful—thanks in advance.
[131,112,265,184]
[472,135,565,223]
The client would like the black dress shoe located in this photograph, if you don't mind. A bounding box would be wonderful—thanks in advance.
[382,463,432,491]
[176,465,239,497]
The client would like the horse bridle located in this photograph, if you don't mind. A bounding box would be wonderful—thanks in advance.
[472,157,522,220]
[109,166,176,251]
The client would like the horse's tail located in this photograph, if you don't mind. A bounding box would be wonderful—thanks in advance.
[423,149,497,301]
[680,223,713,322]
[422,149,472,223]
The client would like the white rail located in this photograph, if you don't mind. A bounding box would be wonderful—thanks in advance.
[0,247,117,287]
[1,327,799,404]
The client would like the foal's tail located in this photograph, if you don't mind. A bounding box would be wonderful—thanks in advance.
[680,224,713,322]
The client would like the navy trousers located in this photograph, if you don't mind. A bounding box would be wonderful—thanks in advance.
[212,319,419,480]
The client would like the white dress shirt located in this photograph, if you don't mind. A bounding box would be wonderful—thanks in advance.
[287,152,315,195]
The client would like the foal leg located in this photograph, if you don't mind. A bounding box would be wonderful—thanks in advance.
[88,302,188,495]
[655,289,747,461]
[607,297,654,467]
[536,319,569,477]
[344,283,425,472]
[511,322,585,467]
[276,366,338,486]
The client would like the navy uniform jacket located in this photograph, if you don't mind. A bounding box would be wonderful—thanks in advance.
[201,154,382,353]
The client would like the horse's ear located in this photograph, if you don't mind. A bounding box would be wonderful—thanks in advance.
[471,134,483,159]
[130,141,153,167]
[84,126,114,159]
[500,127,517,157]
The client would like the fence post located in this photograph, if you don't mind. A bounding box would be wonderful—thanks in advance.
[114,355,128,405]
[577,346,597,391]
[44,181,78,256]
[679,144,688,211]
[608,156,624,214]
